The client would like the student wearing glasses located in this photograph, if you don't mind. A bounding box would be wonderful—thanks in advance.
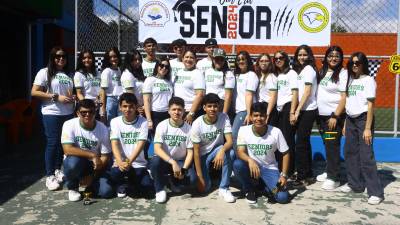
[61,99,113,201]
[274,51,298,179]
[121,49,146,116]
[143,57,173,134]
[169,39,187,82]
[315,46,348,190]
[255,53,278,126]
[31,46,74,191]
[291,45,318,187]
[173,49,205,125]
[340,52,384,205]
[74,49,101,101]
[100,47,123,125]
[142,37,158,78]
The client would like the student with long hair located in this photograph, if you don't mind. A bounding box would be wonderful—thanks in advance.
[74,50,100,101]
[292,45,318,187]
[143,57,173,133]
[121,49,146,115]
[255,53,278,126]
[315,46,347,190]
[31,46,74,191]
[340,52,384,205]
[100,47,122,125]
[274,50,298,178]
[173,49,205,125]
[232,51,259,154]
[204,48,235,117]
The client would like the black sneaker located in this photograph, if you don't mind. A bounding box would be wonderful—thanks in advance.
[291,179,306,189]
[117,186,127,198]
[245,191,256,204]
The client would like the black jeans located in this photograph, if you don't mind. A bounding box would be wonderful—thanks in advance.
[344,113,383,197]
[318,115,345,181]
[277,102,296,176]
[295,109,317,180]
[150,111,169,135]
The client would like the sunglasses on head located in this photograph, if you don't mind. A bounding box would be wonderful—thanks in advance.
[274,56,285,62]
[55,54,66,60]
[159,63,170,69]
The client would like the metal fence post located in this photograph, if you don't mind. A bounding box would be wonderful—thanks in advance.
[75,0,78,68]
[395,0,400,137]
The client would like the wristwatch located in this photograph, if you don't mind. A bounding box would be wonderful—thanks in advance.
[188,111,195,117]
[280,172,288,179]
[330,112,339,119]
[51,93,59,103]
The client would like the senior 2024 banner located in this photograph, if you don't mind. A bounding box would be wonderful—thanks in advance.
[138,0,332,46]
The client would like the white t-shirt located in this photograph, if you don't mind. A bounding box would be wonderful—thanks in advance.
[235,71,259,113]
[142,58,157,78]
[170,58,185,82]
[100,68,123,97]
[142,76,173,112]
[61,118,111,155]
[121,69,144,106]
[110,116,148,168]
[346,75,376,118]
[33,68,74,115]
[317,69,348,116]
[196,57,213,75]
[173,68,206,111]
[237,125,288,170]
[258,74,278,103]
[204,68,235,100]
[154,119,193,160]
[297,65,318,111]
[74,71,101,100]
[276,69,298,111]
[190,113,232,156]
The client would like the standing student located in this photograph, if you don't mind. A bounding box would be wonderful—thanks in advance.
[204,48,235,117]
[142,37,158,78]
[274,51,298,178]
[292,45,318,187]
[31,46,74,191]
[62,99,113,201]
[74,50,101,101]
[121,49,146,115]
[100,47,122,125]
[174,50,205,125]
[169,38,187,82]
[232,51,259,154]
[150,97,196,203]
[233,102,289,204]
[255,53,278,126]
[109,93,153,198]
[316,46,347,190]
[191,93,235,203]
[197,38,218,74]
[340,52,384,205]
[143,57,173,134]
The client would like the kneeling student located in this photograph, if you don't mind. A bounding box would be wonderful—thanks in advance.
[233,102,290,204]
[191,93,235,203]
[150,97,197,203]
[62,99,113,201]
[109,93,153,198]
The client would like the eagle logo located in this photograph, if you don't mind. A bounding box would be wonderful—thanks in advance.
[298,2,329,33]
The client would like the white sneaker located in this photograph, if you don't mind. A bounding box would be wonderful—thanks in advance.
[55,169,65,183]
[316,172,327,182]
[68,190,81,202]
[368,196,383,205]
[321,179,340,190]
[46,175,60,191]
[155,190,167,203]
[340,183,352,193]
[218,188,236,203]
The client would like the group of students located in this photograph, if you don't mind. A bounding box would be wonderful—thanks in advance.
[30,37,384,205]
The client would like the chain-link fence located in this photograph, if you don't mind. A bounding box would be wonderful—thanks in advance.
[76,0,400,136]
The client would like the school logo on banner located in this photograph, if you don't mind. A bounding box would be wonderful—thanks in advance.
[298,2,329,33]
[140,1,170,27]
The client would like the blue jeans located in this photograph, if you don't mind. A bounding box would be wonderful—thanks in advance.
[150,156,197,192]
[42,114,73,176]
[106,96,120,125]
[233,159,289,204]
[63,156,113,198]
[108,165,154,194]
[200,145,232,192]
[231,111,247,160]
